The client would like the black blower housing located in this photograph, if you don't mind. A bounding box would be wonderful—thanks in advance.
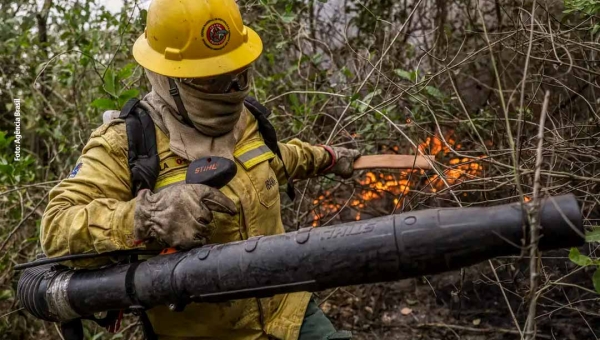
[18,194,584,323]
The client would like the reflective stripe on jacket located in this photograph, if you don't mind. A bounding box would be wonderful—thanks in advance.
[41,108,332,339]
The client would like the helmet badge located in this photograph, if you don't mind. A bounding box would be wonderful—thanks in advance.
[202,19,230,50]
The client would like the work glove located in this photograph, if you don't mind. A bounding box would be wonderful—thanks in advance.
[321,146,361,179]
[133,184,237,250]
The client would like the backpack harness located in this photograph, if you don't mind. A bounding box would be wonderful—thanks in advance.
[118,97,295,201]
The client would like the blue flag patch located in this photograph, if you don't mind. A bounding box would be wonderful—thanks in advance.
[68,162,83,178]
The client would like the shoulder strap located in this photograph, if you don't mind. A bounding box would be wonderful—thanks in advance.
[119,97,293,200]
[119,98,159,197]
[244,96,295,201]
[244,96,272,118]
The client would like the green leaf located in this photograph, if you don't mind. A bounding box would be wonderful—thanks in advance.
[569,248,594,267]
[425,86,444,99]
[358,89,381,113]
[311,53,323,64]
[341,66,353,79]
[91,98,116,110]
[0,290,12,301]
[118,89,140,103]
[91,332,105,340]
[364,89,381,102]
[281,12,296,23]
[0,131,14,149]
[593,268,600,294]
[140,9,148,24]
[275,41,287,49]
[586,228,600,242]
[117,63,136,80]
[288,93,299,108]
[103,68,118,98]
[394,69,412,81]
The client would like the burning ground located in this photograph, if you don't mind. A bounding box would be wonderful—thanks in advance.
[310,130,485,227]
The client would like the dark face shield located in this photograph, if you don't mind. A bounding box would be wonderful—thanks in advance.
[180,68,251,94]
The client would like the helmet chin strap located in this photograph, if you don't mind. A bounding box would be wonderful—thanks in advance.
[168,78,195,127]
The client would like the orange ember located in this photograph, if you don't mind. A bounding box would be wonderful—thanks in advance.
[418,132,483,191]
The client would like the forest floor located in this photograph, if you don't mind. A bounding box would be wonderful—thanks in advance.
[322,256,600,340]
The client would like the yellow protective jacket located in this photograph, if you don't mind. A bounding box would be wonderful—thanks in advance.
[41,108,332,340]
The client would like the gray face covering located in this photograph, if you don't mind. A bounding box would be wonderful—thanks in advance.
[179,83,250,136]
[141,69,249,161]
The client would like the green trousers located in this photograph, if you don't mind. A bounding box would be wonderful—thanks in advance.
[297,300,352,340]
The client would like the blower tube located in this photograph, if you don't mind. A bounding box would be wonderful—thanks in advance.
[18,194,584,323]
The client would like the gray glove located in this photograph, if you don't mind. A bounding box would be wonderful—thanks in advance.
[321,146,361,179]
[134,184,237,249]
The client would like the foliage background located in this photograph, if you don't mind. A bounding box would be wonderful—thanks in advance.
[1,0,599,338]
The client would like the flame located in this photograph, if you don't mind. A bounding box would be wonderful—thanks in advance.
[310,131,484,226]
[418,130,455,156]
[418,132,484,191]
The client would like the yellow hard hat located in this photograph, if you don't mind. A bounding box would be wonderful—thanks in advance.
[132,0,263,78]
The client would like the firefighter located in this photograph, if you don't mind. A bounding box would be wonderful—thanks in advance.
[40,0,359,339]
